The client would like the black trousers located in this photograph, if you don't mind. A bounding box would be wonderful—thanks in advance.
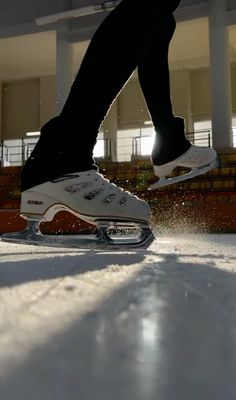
[22,0,186,191]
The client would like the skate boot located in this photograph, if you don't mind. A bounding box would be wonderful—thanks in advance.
[149,145,218,189]
[149,117,218,189]
[2,170,154,248]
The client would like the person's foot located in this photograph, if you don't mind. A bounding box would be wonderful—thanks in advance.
[149,144,218,190]
[20,170,151,224]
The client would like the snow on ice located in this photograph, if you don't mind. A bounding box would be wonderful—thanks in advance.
[0,234,236,399]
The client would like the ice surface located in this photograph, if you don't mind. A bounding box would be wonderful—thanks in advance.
[0,234,236,399]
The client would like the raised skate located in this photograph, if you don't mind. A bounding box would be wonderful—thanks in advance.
[1,170,154,248]
[149,145,218,190]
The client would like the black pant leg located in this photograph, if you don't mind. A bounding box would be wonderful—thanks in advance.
[21,0,182,190]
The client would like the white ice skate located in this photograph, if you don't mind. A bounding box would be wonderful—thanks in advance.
[149,145,218,190]
[2,170,154,248]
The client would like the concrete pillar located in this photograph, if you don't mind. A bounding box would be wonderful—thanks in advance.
[56,22,73,113]
[209,0,233,149]
[170,69,193,133]
[102,101,118,161]
[39,76,56,126]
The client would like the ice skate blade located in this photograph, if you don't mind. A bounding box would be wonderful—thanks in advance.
[149,158,219,190]
[1,220,154,249]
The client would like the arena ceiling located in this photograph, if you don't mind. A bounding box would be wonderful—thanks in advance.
[0,18,236,81]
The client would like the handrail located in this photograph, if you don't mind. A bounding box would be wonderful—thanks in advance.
[0,138,111,167]
[0,128,235,166]
[132,129,213,157]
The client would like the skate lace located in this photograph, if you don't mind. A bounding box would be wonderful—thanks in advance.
[95,172,137,199]
[87,171,141,204]
[65,171,139,203]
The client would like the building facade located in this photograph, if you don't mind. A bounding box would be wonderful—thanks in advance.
[0,0,236,164]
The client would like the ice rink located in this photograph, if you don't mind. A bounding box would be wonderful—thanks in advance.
[0,233,236,399]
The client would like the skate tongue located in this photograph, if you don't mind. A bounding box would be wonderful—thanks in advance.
[51,170,96,183]
[51,174,81,183]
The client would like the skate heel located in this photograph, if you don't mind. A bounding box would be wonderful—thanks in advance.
[153,161,176,178]
[20,190,58,222]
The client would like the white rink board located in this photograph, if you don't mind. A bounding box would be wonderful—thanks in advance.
[0,234,236,400]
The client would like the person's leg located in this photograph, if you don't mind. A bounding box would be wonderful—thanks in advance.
[138,15,176,126]
[136,13,217,188]
[60,0,182,141]
[21,0,182,191]
[137,15,191,166]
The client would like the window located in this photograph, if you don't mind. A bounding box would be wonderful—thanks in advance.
[193,121,212,147]
[117,127,154,162]
[232,117,236,147]
[93,131,105,158]
[139,135,155,156]
[194,119,236,147]
[2,139,23,166]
